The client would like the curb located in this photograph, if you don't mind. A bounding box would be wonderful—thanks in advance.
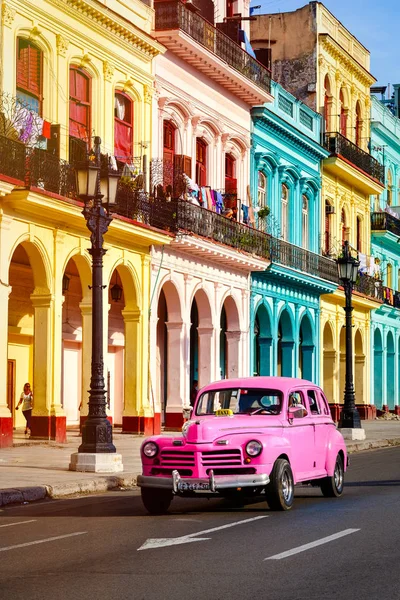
[347,437,400,454]
[0,475,137,508]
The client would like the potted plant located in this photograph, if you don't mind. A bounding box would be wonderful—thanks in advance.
[257,206,270,220]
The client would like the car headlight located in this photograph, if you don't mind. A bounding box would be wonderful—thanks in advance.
[142,441,159,458]
[246,440,263,457]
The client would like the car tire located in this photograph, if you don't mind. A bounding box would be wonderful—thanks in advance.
[141,488,173,515]
[265,458,294,511]
[320,454,344,498]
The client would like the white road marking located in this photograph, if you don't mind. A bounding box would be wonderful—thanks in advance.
[0,531,87,552]
[138,515,268,550]
[265,528,360,560]
[0,520,36,528]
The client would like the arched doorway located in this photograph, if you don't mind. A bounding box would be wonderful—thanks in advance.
[299,313,314,381]
[61,257,83,426]
[354,329,365,405]
[155,280,182,428]
[108,267,126,426]
[221,295,241,379]
[190,289,213,388]
[373,328,383,408]
[386,331,395,410]
[277,309,294,377]
[323,322,335,403]
[253,303,272,376]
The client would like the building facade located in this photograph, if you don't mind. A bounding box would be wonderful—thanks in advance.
[370,89,400,413]
[0,0,170,446]
[251,2,385,417]
[148,0,274,430]
[250,80,336,384]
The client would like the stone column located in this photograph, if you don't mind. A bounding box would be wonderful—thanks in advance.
[197,326,214,388]
[79,302,92,425]
[164,321,185,430]
[0,283,12,447]
[258,336,272,376]
[31,293,66,441]
[281,341,294,377]
[121,309,142,433]
[301,344,314,381]
[225,331,241,379]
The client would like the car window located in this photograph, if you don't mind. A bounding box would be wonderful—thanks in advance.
[196,388,282,415]
[318,391,331,416]
[288,391,305,408]
[307,390,320,415]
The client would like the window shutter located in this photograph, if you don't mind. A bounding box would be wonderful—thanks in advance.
[28,45,41,95]
[174,155,192,177]
[17,40,29,89]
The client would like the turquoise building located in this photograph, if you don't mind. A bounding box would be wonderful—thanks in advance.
[250,81,336,383]
[370,88,400,412]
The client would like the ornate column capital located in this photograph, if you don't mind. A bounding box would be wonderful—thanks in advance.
[56,34,69,57]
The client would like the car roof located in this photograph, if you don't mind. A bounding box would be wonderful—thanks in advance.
[200,376,320,394]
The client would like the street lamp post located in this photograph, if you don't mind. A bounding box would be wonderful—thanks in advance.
[336,241,365,440]
[70,137,123,472]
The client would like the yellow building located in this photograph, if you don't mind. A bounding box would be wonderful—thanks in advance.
[0,0,169,446]
[251,2,385,416]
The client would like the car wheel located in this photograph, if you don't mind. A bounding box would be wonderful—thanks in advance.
[320,454,344,498]
[141,488,173,515]
[265,458,294,511]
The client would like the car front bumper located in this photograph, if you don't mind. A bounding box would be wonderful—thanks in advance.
[137,469,270,493]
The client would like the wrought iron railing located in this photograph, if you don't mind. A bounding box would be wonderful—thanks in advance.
[324,132,384,184]
[371,211,400,237]
[353,273,383,301]
[28,148,76,197]
[271,238,338,283]
[154,0,271,95]
[0,135,26,182]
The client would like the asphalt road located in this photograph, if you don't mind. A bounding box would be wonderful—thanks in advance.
[1,447,399,600]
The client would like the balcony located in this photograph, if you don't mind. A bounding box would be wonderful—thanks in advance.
[323,132,385,194]
[382,286,400,308]
[353,273,383,302]
[153,0,273,106]
[371,211,400,239]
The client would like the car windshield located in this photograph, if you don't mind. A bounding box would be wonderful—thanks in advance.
[195,388,282,416]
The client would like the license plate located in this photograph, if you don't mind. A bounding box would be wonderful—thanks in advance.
[178,481,210,491]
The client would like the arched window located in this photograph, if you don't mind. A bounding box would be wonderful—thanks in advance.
[355,102,362,147]
[302,194,309,249]
[114,92,133,161]
[16,38,42,114]
[356,216,362,252]
[196,138,207,187]
[397,268,400,291]
[387,170,393,206]
[281,184,289,241]
[258,171,267,207]
[225,153,237,193]
[339,88,347,137]
[387,263,393,288]
[69,67,91,162]
[324,75,331,132]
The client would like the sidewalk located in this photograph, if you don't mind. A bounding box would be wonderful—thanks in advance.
[1,420,400,507]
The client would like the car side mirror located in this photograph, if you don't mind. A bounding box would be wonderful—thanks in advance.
[288,405,308,419]
[183,407,193,420]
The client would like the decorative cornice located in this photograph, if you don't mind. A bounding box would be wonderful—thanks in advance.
[2,3,16,27]
[319,34,376,88]
[56,33,69,57]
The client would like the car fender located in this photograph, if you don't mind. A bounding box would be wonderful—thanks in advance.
[325,429,348,476]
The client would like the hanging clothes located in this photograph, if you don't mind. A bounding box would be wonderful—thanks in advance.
[215,191,224,214]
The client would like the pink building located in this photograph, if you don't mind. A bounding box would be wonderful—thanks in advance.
[149,0,274,431]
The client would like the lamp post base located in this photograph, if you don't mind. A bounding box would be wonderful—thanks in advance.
[338,428,366,441]
[69,452,124,473]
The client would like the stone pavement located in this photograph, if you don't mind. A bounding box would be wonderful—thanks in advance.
[1,420,400,507]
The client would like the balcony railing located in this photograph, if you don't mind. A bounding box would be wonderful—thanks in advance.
[324,132,384,184]
[382,285,400,308]
[271,238,338,283]
[371,211,400,237]
[0,135,26,182]
[154,0,271,95]
[353,273,383,301]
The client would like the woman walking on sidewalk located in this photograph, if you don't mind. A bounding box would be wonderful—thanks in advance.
[16,383,33,436]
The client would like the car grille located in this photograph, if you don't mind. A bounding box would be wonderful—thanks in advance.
[201,449,242,467]
[160,450,195,468]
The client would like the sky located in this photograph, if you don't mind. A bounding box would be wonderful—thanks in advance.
[250,0,399,92]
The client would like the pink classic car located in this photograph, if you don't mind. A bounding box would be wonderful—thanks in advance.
[138,377,348,514]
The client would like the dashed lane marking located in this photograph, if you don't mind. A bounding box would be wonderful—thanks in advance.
[265,528,360,560]
[0,531,87,552]
[0,520,36,528]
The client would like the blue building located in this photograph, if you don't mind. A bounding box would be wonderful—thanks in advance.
[250,81,336,383]
[370,87,400,412]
